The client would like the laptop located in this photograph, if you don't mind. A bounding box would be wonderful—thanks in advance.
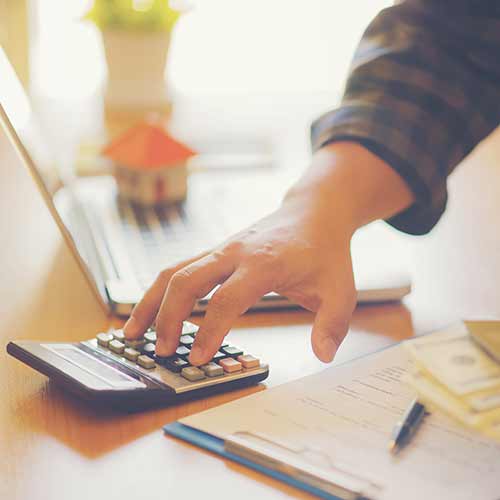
[0,48,411,317]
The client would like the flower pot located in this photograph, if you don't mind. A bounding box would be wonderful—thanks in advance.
[102,30,171,111]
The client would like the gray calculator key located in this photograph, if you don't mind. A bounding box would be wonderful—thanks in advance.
[125,338,145,349]
[124,347,140,362]
[137,355,156,369]
[142,343,156,357]
[201,362,224,377]
[96,332,114,347]
[179,335,194,346]
[109,339,125,354]
[181,366,205,381]
[176,345,190,358]
[113,330,126,342]
[144,331,157,343]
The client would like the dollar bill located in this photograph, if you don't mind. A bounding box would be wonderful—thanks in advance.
[404,326,500,396]
[406,369,500,440]
[465,319,500,364]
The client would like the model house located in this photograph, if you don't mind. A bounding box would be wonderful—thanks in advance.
[103,120,195,206]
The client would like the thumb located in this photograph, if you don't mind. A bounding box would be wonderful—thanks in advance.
[311,297,354,363]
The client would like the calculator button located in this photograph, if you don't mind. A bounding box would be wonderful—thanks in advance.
[125,338,145,349]
[181,366,205,382]
[179,335,194,346]
[219,358,242,373]
[237,354,260,369]
[137,355,156,369]
[144,331,157,343]
[201,362,224,377]
[212,351,226,362]
[220,346,244,358]
[96,332,114,347]
[157,356,189,373]
[112,330,126,342]
[109,339,125,354]
[124,347,140,362]
[175,345,191,358]
[182,321,198,335]
[142,343,156,357]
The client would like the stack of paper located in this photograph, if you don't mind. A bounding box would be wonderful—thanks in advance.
[404,321,500,440]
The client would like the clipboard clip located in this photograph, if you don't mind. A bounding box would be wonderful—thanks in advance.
[224,430,383,500]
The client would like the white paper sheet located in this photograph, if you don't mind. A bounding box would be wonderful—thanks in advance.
[180,345,500,500]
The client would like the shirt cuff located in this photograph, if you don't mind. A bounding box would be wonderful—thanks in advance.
[311,105,448,235]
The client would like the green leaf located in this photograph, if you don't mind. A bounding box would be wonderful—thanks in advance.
[84,0,181,32]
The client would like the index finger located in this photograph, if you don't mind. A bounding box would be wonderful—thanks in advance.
[154,252,236,356]
[123,251,209,339]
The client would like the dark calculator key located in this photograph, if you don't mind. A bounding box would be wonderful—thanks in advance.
[212,351,226,362]
[176,345,191,358]
[154,354,173,366]
[179,335,194,346]
[142,343,156,357]
[144,331,157,343]
[161,356,189,373]
[220,346,243,358]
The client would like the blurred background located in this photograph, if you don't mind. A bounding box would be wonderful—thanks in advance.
[1,0,418,315]
[2,0,391,164]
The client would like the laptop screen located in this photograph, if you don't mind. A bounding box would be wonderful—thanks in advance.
[0,47,108,311]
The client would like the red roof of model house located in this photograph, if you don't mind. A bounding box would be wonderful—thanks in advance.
[102,120,196,170]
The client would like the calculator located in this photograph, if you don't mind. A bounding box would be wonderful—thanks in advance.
[7,321,269,409]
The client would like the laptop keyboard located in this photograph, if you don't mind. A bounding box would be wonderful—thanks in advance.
[114,197,229,288]
[78,173,284,301]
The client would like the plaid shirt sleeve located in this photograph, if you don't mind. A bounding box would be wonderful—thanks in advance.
[311,0,500,234]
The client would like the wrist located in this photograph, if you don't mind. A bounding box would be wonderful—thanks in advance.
[284,141,414,231]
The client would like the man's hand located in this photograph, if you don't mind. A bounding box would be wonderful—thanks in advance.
[124,142,413,365]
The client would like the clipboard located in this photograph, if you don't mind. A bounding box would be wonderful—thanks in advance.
[163,422,348,500]
[163,343,500,500]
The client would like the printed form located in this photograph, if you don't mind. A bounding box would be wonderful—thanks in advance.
[180,345,500,500]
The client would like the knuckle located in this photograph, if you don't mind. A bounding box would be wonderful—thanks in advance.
[169,268,192,291]
[247,246,283,277]
[158,268,174,284]
[221,239,244,257]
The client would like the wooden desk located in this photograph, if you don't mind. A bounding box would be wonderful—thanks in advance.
[2,102,500,499]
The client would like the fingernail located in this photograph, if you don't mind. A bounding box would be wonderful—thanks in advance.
[319,337,337,362]
[123,316,138,338]
[189,345,204,365]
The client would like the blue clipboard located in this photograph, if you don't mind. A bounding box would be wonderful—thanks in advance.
[163,421,342,500]
[163,344,407,499]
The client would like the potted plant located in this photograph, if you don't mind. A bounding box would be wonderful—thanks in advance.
[85,0,181,112]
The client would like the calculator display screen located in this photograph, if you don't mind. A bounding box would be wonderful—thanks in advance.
[51,346,138,385]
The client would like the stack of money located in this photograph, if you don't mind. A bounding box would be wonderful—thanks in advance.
[404,321,500,440]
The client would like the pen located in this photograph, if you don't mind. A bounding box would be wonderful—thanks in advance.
[389,397,426,454]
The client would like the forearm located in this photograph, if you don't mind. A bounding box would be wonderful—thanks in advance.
[284,141,414,234]
[311,2,500,235]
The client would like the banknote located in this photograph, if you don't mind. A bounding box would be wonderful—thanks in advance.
[406,369,500,440]
[404,326,500,396]
[465,320,500,364]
